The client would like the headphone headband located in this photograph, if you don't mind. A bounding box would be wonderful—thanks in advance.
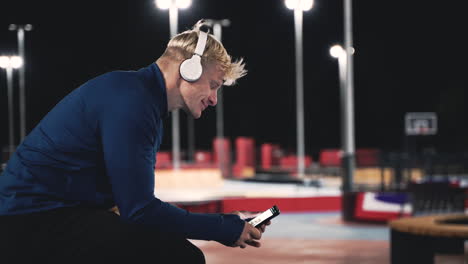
[194,31,208,57]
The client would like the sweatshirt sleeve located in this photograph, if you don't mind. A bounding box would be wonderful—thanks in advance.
[97,73,244,245]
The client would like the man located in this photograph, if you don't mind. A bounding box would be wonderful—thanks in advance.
[0,20,268,263]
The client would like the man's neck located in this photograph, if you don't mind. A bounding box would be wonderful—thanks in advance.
[156,58,182,111]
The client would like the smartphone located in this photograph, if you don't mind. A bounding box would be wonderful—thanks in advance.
[247,205,280,227]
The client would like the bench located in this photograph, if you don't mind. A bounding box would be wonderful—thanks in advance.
[389,214,468,264]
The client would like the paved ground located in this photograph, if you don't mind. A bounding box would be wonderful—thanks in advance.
[191,212,390,264]
[194,238,389,264]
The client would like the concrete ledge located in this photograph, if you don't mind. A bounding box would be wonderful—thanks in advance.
[390,214,468,264]
[389,214,468,238]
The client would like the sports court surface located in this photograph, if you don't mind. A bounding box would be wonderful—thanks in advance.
[160,178,467,263]
[159,179,391,263]
[192,212,389,264]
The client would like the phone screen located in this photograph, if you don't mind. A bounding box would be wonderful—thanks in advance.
[247,205,280,227]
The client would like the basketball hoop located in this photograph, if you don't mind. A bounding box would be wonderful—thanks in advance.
[405,112,437,136]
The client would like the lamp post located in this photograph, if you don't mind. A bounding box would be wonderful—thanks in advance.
[0,56,23,156]
[330,45,355,195]
[285,0,313,180]
[340,0,357,221]
[205,19,231,174]
[155,0,191,170]
[204,19,230,140]
[9,24,33,141]
[342,0,356,195]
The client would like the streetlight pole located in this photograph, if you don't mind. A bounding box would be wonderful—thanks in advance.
[155,0,191,170]
[6,67,14,155]
[9,24,33,141]
[169,1,181,170]
[205,18,231,176]
[285,0,313,180]
[339,0,356,221]
[343,0,356,194]
[205,19,230,141]
[329,4,356,220]
[330,45,355,193]
[0,56,24,156]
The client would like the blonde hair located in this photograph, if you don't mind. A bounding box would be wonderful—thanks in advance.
[161,20,247,86]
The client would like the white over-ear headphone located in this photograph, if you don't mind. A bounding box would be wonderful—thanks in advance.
[179,31,208,82]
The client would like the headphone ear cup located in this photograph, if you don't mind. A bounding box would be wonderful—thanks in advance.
[180,56,203,82]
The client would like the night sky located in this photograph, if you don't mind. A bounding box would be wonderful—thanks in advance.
[0,0,467,161]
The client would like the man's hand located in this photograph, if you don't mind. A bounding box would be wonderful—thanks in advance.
[233,222,262,248]
[229,211,272,248]
[256,221,271,233]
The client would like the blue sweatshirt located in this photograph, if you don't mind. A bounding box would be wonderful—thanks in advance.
[0,63,244,246]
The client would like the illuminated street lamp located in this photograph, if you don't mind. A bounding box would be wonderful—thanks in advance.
[284,0,313,180]
[155,0,192,170]
[330,45,355,185]
[328,0,358,207]
[9,24,33,141]
[330,45,347,148]
[0,55,23,156]
[330,3,356,222]
[285,0,313,10]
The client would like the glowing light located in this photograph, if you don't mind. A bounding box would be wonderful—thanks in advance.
[330,45,344,58]
[155,0,171,9]
[330,45,355,58]
[285,0,297,9]
[176,0,191,9]
[0,56,23,69]
[301,0,313,11]
[285,0,314,11]
[156,0,190,9]
[10,56,23,69]
[0,56,9,68]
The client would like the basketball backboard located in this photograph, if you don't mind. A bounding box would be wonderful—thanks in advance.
[405,112,437,136]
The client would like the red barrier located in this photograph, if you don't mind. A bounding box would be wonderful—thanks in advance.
[261,143,273,170]
[222,196,341,213]
[156,151,172,169]
[261,143,283,170]
[279,155,312,173]
[194,151,212,164]
[356,148,380,167]
[213,137,232,178]
[233,137,255,178]
[319,149,342,167]
[236,137,255,166]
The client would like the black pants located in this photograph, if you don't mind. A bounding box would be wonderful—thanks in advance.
[0,206,205,264]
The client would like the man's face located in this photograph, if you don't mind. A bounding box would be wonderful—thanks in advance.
[179,63,224,119]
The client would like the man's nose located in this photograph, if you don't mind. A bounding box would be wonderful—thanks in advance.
[208,90,217,106]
